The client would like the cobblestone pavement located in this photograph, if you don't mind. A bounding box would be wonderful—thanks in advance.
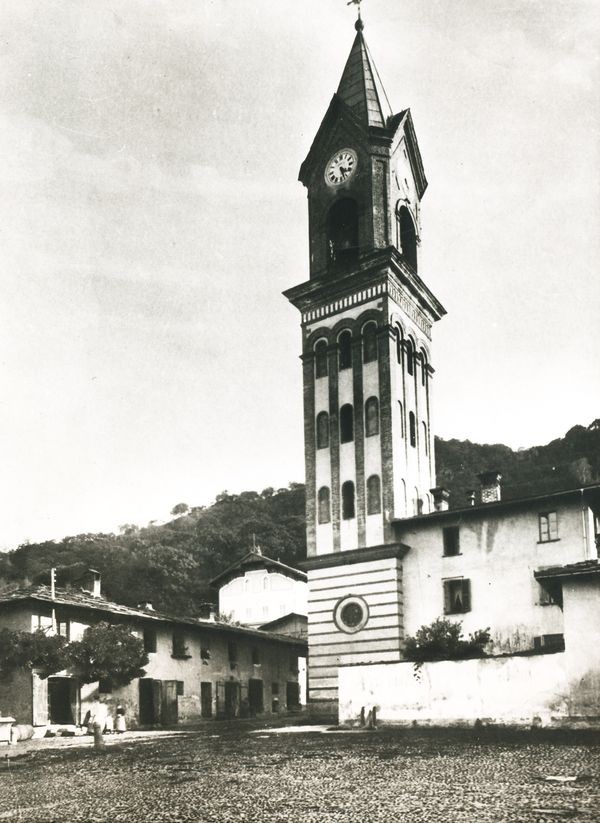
[0,726,598,822]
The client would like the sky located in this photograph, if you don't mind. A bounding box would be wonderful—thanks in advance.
[1,0,598,549]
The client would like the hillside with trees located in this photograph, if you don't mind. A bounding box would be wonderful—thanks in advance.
[0,423,598,615]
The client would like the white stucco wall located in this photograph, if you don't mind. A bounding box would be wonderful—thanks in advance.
[219,569,308,627]
[398,502,595,652]
[339,654,576,727]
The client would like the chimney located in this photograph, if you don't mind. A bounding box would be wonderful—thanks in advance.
[430,487,450,512]
[478,471,502,504]
[467,490,476,507]
[87,569,102,598]
[208,605,217,622]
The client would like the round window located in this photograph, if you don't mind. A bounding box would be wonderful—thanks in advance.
[333,595,369,634]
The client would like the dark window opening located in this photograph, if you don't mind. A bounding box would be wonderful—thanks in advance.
[172,629,188,658]
[57,619,70,641]
[533,633,565,654]
[365,396,379,437]
[271,681,280,713]
[327,198,359,267]
[538,582,563,608]
[539,511,559,542]
[340,404,354,443]
[317,486,331,524]
[362,323,378,363]
[342,481,355,520]
[316,411,330,449]
[176,681,184,696]
[421,351,428,386]
[405,338,415,376]
[143,626,157,654]
[366,475,381,515]
[200,645,211,662]
[98,677,113,694]
[397,205,417,271]
[409,411,416,447]
[338,331,352,370]
[315,339,328,378]
[251,646,260,665]
[443,579,471,614]
[443,526,460,556]
[396,327,403,364]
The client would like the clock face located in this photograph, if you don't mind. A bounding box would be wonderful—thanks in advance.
[325,148,358,187]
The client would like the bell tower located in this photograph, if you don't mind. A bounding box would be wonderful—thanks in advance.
[284,14,446,713]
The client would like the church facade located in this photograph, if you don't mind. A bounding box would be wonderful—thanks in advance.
[285,17,600,722]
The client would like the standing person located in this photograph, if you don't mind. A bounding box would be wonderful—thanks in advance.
[115,704,126,734]
[88,697,108,750]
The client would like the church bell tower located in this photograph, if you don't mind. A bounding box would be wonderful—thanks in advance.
[284,14,446,712]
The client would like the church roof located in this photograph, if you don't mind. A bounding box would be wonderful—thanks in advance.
[336,23,391,129]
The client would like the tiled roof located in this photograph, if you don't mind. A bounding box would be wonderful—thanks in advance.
[209,551,307,588]
[0,585,306,648]
[393,482,600,526]
[534,559,600,580]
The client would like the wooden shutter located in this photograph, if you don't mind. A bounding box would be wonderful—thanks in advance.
[461,579,471,612]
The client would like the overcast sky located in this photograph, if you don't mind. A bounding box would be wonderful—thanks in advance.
[1,0,598,549]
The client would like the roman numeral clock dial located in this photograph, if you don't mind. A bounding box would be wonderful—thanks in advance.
[325,148,358,187]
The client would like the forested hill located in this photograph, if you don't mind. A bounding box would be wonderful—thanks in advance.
[1,423,598,614]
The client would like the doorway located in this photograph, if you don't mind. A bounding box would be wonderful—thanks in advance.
[248,679,264,716]
[48,677,78,725]
[139,678,161,725]
[224,681,240,718]
[161,680,179,725]
[200,682,213,718]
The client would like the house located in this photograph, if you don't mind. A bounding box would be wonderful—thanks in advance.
[210,549,307,629]
[283,14,600,725]
[210,549,308,703]
[0,577,306,729]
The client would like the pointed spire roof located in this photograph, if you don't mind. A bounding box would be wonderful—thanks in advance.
[336,19,392,129]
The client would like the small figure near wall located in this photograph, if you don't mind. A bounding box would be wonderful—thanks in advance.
[115,704,126,734]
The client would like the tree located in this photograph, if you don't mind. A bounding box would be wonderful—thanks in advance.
[67,623,149,687]
[403,618,490,664]
[170,503,190,517]
[0,629,69,680]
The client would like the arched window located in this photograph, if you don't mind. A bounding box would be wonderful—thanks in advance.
[317,486,331,524]
[422,421,428,455]
[338,330,352,370]
[420,349,428,387]
[327,198,359,267]
[398,401,405,438]
[341,481,355,520]
[397,205,417,271]
[396,325,404,365]
[405,337,414,376]
[316,411,329,449]
[340,404,354,443]
[414,489,423,515]
[366,475,381,515]
[315,340,328,379]
[365,396,379,437]
[362,322,378,363]
[409,411,416,447]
